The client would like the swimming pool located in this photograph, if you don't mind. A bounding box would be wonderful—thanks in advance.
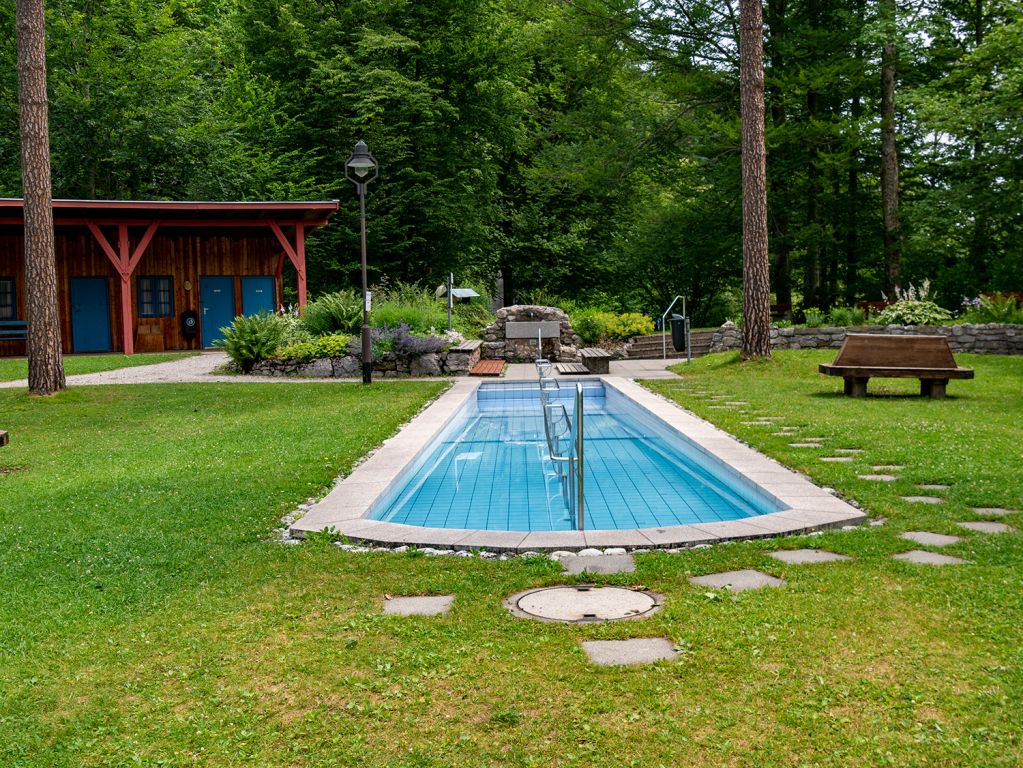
[292,376,867,548]
[366,381,783,532]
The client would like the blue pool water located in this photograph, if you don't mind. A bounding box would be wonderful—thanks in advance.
[367,381,782,531]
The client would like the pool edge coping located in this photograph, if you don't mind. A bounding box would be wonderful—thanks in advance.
[289,376,867,550]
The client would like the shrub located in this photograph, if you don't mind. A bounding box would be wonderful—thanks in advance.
[803,307,825,327]
[960,294,1023,324]
[275,333,354,364]
[214,312,286,372]
[827,306,866,326]
[607,313,655,340]
[876,300,953,325]
[302,291,362,335]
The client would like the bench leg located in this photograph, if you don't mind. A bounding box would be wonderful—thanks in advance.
[921,379,947,399]
[844,377,868,397]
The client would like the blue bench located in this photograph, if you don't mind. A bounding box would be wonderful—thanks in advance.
[0,320,28,341]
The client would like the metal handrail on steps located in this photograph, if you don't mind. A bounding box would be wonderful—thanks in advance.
[536,360,585,531]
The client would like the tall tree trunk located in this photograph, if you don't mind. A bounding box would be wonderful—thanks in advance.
[739,0,772,359]
[17,0,65,395]
[879,0,901,298]
[845,94,860,305]
[803,0,821,311]
[765,0,791,309]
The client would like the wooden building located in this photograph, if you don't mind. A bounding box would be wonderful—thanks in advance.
[0,199,337,356]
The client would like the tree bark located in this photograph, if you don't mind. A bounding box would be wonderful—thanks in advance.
[739,0,772,359]
[880,0,902,298]
[16,0,65,395]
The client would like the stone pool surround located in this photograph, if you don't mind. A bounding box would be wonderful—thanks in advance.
[288,378,867,550]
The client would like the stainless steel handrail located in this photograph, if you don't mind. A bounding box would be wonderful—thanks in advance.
[535,361,585,530]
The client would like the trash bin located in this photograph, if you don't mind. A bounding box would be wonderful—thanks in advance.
[670,314,689,353]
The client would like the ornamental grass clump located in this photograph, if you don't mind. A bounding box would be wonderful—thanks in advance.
[302,291,362,335]
[215,312,286,372]
[960,294,1023,324]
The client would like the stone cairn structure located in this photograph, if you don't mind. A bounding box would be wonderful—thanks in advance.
[482,305,582,362]
[710,322,1023,355]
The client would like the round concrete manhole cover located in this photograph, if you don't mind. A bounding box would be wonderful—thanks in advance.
[504,585,664,623]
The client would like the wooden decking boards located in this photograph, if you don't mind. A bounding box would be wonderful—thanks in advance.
[469,359,505,377]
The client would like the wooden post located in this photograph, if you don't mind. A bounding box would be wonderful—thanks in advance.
[87,220,158,354]
[269,221,308,309]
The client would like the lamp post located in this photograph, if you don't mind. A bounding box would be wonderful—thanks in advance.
[345,140,379,384]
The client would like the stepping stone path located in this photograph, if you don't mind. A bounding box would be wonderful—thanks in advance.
[893,550,967,566]
[917,484,949,491]
[834,448,864,455]
[742,421,775,426]
[900,531,961,547]
[767,549,852,564]
[972,507,1018,517]
[901,496,944,504]
[689,569,785,593]
[790,443,822,449]
[383,595,454,616]
[859,474,897,482]
[562,554,635,575]
[873,465,904,471]
[725,401,750,406]
[820,456,855,463]
[582,638,679,667]
[958,521,1015,534]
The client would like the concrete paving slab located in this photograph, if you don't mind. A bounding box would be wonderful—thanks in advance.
[900,531,962,546]
[872,465,904,471]
[582,638,679,666]
[584,529,654,548]
[957,521,1015,534]
[789,443,822,448]
[833,448,864,454]
[767,549,853,564]
[383,595,454,616]
[689,569,785,593]
[901,496,944,504]
[893,550,968,566]
[971,507,1017,517]
[917,484,949,491]
[820,456,855,462]
[859,474,897,481]
[562,554,635,575]
[518,531,588,550]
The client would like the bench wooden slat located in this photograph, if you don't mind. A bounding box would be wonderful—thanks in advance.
[469,359,505,376]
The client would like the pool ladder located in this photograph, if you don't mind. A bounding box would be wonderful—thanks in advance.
[536,357,585,530]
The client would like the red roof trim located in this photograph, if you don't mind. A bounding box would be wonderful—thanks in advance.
[0,198,339,213]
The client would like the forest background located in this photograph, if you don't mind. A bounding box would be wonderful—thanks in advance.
[0,0,1019,326]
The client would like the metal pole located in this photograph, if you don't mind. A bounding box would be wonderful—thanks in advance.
[447,272,453,331]
[359,185,372,384]
[575,383,584,531]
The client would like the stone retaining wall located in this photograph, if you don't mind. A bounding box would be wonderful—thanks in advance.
[251,340,482,378]
[710,322,1023,355]
[482,305,582,362]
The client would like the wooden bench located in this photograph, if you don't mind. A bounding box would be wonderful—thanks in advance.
[819,334,974,399]
[579,347,611,374]
[0,320,28,341]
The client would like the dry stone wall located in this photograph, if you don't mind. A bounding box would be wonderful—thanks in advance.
[710,322,1023,355]
[482,305,582,362]
[250,340,482,378]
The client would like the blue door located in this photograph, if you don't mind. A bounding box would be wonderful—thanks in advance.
[241,276,276,316]
[70,277,112,353]
[200,276,236,348]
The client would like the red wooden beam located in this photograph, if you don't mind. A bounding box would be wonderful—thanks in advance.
[0,216,331,228]
[269,221,308,308]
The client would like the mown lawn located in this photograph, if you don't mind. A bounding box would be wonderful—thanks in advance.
[1,357,1021,767]
[0,352,196,382]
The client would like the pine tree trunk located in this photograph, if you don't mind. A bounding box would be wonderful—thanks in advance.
[16,0,65,395]
[739,0,772,359]
[880,0,902,298]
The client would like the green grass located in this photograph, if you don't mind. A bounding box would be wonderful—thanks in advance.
[0,352,196,382]
[1,357,1021,767]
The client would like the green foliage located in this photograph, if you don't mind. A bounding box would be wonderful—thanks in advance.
[371,300,447,336]
[214,312,286,372]
[802,308,826,328]
[827,306,867,327]
[275,333,354,363]
[960,295,1023,325]
[877,301,954,326]
[302,292,363,336]
[570,309,654,344]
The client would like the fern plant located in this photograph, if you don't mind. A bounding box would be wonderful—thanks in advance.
[214,312,286,372]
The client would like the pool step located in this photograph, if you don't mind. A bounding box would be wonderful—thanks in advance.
[470,359,506,376]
